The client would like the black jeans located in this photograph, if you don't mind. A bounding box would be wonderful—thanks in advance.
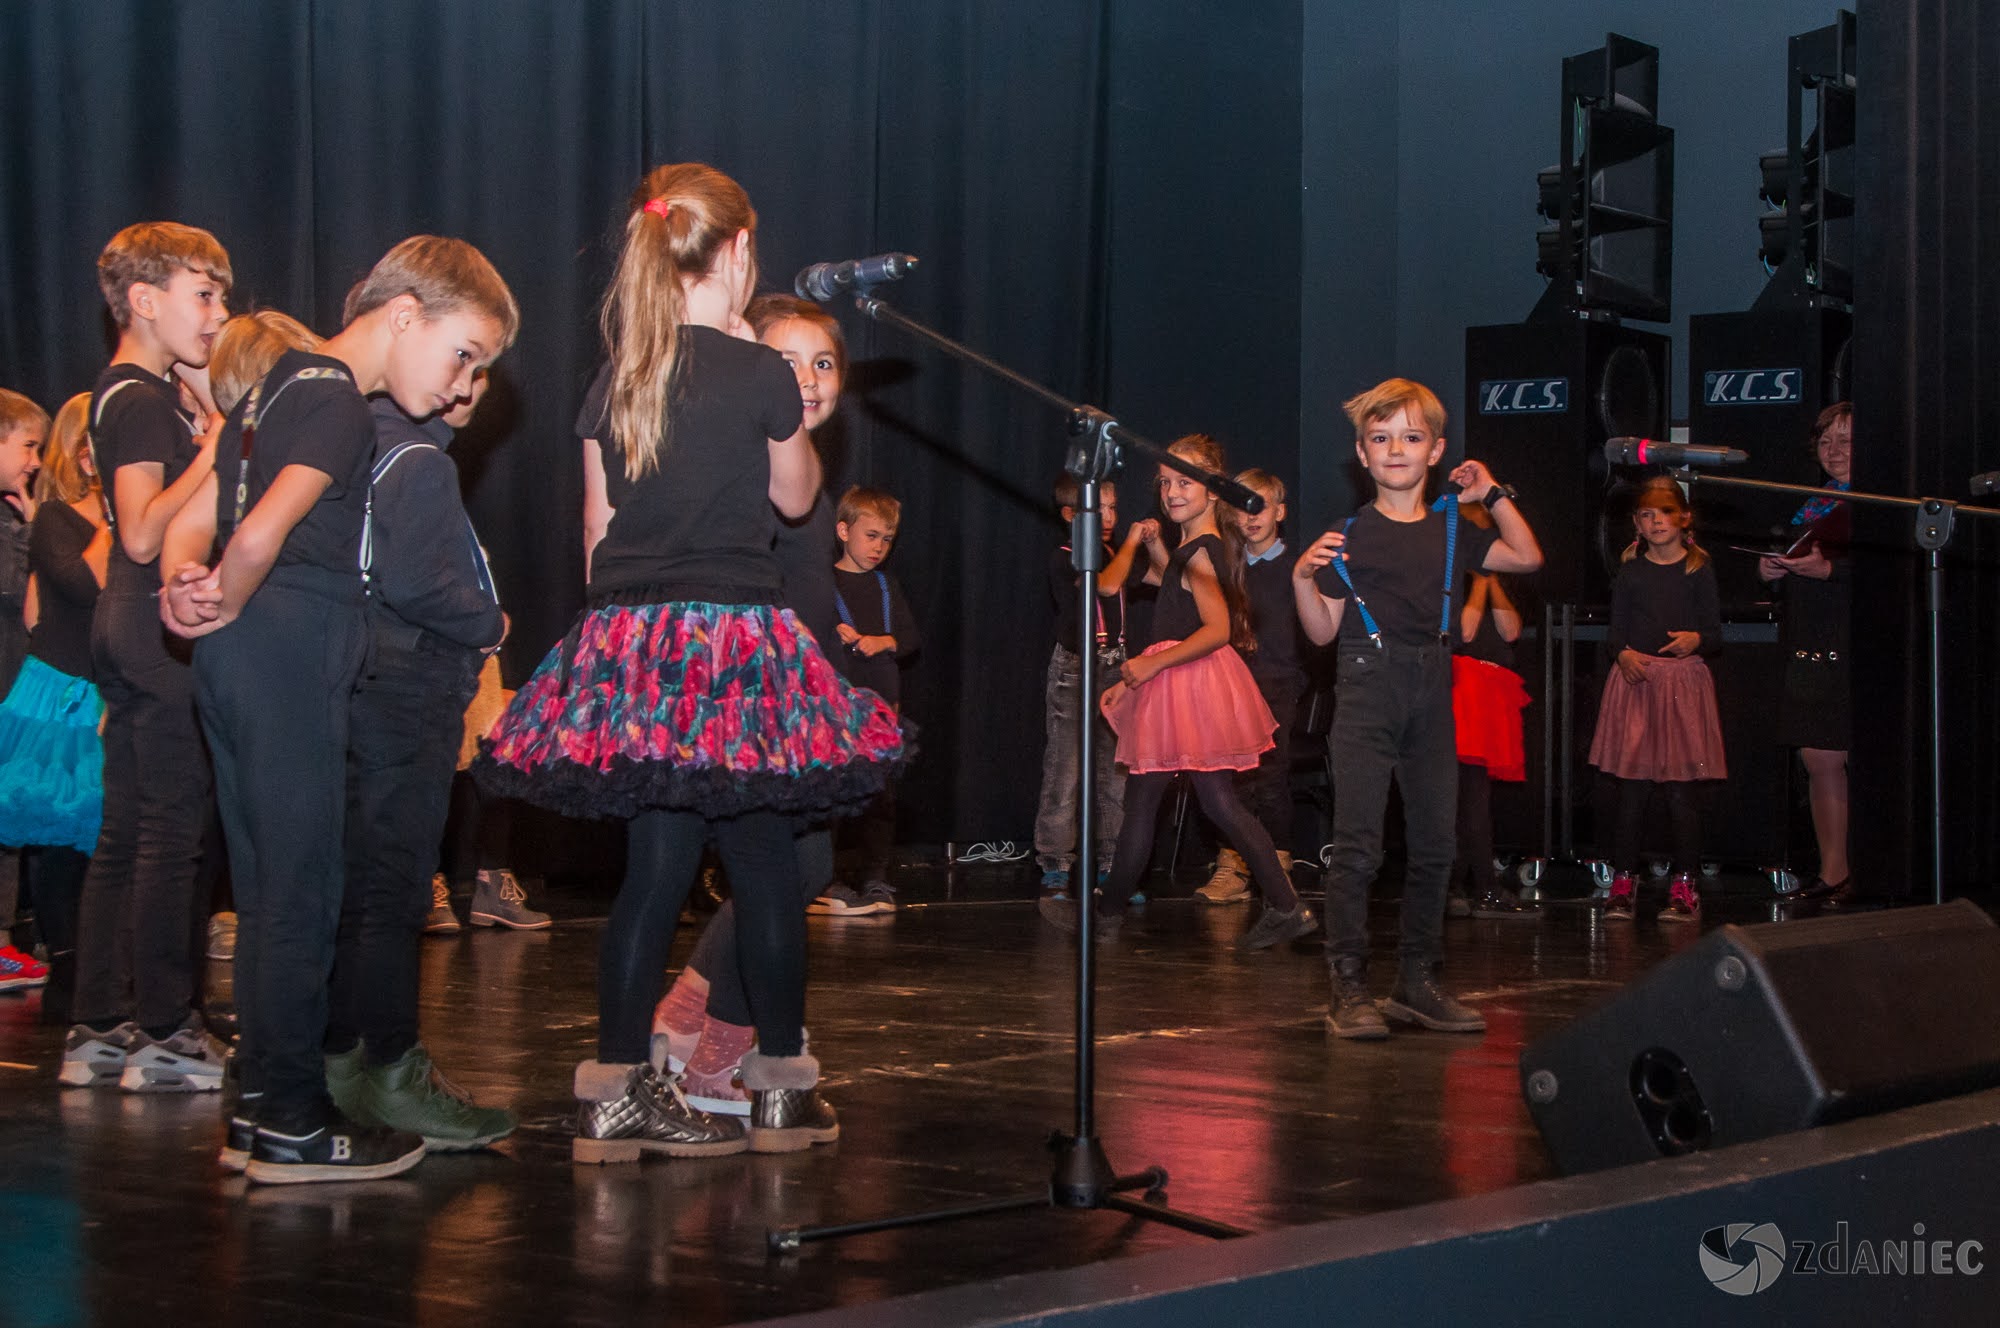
[1242,670,1303,850]
[1322,640,1458,969]
[24,845,89,1024]
[327,629,480,1064]
[694,825,832,1028]
[73,589,211,1034]
[195,576,366,1122]
[599,809,806,1064]
[1453,763,1497,897]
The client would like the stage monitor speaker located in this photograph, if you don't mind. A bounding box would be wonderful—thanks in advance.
[1464,319,1670,605]
[1686,305,1852,610]
[1520,900,2000,1175]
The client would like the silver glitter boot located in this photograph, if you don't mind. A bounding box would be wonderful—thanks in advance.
[572,1061,747,1164]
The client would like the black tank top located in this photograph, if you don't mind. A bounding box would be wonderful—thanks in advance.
[1152,533,1223,642]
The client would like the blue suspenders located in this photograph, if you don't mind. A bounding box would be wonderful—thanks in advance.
[1331,496,1459,648]
[834,571,892,636]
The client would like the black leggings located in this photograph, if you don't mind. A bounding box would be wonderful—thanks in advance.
[693,826,833,1027]
[1106,770,1297,910]
[598,809,805,1063]
[1453,763,1497,897]
[1612,778,1701,877]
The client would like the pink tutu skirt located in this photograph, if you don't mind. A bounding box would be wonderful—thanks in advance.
[1588,654,1726,782]
[1099,640,1276,774]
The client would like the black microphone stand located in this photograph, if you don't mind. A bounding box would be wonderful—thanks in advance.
[1670,467,2000,907]
[767,292,1259,1254]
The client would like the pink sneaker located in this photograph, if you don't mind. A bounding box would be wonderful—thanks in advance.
[1603,872,1636,920]
[0,945,48,991]
[1660,873,1702,924]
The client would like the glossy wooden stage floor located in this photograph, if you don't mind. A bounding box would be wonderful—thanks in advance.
[0,866,1802,1327]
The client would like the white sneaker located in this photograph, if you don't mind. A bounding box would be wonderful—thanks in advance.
[120,1019,228,1093]
[59,1022,138,1087]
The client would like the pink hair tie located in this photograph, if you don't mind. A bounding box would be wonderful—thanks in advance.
[643,197,673,219]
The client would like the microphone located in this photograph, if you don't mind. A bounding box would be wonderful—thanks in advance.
[794,253,920,302]
[1604,437,1749,468]
[1970,470,2000,496]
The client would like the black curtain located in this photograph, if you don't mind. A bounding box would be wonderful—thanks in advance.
[1852,0,2000,899]
[0,1,1302,846]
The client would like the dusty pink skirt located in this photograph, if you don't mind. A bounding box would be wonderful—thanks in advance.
[1588,654,1727,782]
[1099,641,1276,774]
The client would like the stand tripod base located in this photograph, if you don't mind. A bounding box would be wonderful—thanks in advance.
[766,1133,1248,1254]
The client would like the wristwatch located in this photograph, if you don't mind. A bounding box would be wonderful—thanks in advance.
[1482,483,1519,510]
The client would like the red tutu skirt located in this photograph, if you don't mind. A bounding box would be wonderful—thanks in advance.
[1099,640,1276,774]
[1588,654,1727,782]
[1452,655,1528,782]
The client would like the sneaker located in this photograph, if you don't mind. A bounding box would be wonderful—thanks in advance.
[1470,889,1538,919]
[1324,959,1388,1040]
[220,1096,262,1172]
[0,944,49,991]
[680,1064,751,1117]
[859,880,898,913]
[324,1044,370,1122]
[366,1044,516,1151]
[1660,873,1702,925]
[470,870,551,930]
[1195,849,1251,905]
[245,1108,427,1185]
[120,1017,228,1092]
[205,912,238,961]
[1039,868,1071,901]
[572,1063,747,1164]
[424,875,461,935]
[59,1021,138,1087]
[807,883,882,916]
[1382,963,1486,1033]
[1238,903,1316,951]
[1603,872,1636,920]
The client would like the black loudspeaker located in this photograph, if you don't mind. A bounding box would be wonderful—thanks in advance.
[1464,319,1670,605]
[1685,305,1852,610]
[1520,900,2000,1175]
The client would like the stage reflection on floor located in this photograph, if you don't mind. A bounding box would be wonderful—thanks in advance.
[0,865,1796,1327]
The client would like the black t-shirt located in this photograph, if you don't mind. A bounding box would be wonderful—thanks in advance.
[775,490,840,652]
[91,362,198,593]
[1606,554,1722,658]
[1455,573,1517,672]
[213,349,375,578]
[578,326,805,603]
[1048,543,1125,655]
[1312,505,1499,646]
[27,501,102,680]
[830,565,919,706]
[1243,546,1304,681]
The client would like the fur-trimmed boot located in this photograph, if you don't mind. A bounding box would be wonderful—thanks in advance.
[740,1050,839,1154]
[571,1060,746,1164]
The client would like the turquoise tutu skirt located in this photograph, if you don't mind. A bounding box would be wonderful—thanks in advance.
[0,656,105,852]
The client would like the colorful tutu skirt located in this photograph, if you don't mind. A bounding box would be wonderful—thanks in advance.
[473,600,909,821]
[1588,653,1726,783]
[0,656,105,852]
[1453,655,1529,782]
[1099,640,1275,774]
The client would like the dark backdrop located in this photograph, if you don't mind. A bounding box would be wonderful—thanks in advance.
[0,0,1301,845]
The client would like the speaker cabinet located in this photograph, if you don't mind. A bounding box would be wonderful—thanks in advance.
[1520,900,2000,1174]
[1465,319,1670,605]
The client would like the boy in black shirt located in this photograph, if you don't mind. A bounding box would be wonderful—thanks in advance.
[1293,379,1542,1040]
[812,485,919,914]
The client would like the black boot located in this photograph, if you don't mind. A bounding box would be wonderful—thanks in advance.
[1382,958,1485,1033]
[1324,955,1388,1040]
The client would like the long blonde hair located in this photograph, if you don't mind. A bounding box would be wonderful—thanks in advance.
[36,394,96,506]
[1169,434,1257,653]
[600,163,759,481]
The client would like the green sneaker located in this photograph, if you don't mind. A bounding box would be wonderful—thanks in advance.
[366,1045,516,1151]
[324,1044,373,1123]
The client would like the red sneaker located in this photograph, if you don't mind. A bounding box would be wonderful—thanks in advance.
[1603,873,1637,921]
[0,944,48,991]
[1660,873,1703,925]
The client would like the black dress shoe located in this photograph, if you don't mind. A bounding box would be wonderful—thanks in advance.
[1795,876,1848,902]
[1821,879,1866,910]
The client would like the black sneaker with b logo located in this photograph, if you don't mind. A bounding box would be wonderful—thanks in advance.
[244,1106,426,1185]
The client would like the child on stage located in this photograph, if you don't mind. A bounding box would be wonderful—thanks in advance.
[1589,475,1724,924]
[1293,379,1541,1039]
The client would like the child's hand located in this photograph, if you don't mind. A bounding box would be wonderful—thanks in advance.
[1659,631,1701,658]
[1120,653,1162,688]
[161,564,227,638]
[1294,530,1345,581]
[1449,459,1497,503]
[1616,647,1653,683]
[835,623,861,648]
[856,634,895,658]
[1133,518,1162,548]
